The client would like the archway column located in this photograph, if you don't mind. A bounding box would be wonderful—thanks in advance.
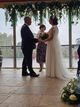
[68,8,72,68]
[13,9,16,68]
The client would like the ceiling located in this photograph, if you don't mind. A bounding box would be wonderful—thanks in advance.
[0,0,66,2]
[0,0,69,8]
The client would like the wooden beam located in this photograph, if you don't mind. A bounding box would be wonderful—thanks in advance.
[0,0,49,8]
[0,0,67,3]
[0,0,70,8]
[0,0,52,2]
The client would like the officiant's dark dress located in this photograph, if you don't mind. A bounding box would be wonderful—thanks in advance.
[37,42,47,63]
[36,32,47,63]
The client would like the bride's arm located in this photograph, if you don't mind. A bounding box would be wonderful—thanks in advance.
[44,28,55,42]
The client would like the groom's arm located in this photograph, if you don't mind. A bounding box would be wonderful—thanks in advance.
[33,38,38,43]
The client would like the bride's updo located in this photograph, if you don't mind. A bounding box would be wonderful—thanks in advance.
[49,15,58,25]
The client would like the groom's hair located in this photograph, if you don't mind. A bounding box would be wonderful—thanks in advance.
[24,16,31,23]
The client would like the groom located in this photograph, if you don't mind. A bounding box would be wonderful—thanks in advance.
[21,16,39,77]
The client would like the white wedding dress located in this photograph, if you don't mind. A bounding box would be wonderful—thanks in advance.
[46,25,75,80]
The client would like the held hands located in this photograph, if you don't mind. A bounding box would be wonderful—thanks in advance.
[37,32,49,43]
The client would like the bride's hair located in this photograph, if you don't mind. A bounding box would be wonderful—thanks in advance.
[49,15,58,25]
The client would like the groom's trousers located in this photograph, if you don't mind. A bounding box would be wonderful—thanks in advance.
[22,48,33,74]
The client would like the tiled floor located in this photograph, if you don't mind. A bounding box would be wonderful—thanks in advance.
[0,69,78,107]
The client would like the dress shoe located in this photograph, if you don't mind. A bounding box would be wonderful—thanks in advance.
[39,69,42,72]
[30,72,39,77]
[22,72,30,76]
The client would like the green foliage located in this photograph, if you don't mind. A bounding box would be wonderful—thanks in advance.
[4,0,80,25]
[61,78,80,105]
[39,33,48,40]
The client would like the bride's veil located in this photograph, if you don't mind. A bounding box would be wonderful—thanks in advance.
[53,27,76,80]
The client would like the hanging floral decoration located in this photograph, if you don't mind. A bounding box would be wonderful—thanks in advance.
[4,0,80,25]
[64,0,80,19]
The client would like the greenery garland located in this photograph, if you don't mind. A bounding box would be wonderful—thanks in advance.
[4,0,80,26]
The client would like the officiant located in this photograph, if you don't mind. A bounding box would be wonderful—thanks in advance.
[36,24,47,72]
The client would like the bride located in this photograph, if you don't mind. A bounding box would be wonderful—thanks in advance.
[41,15,74,80]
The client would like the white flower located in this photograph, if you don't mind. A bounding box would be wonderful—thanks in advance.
[62,93,66,98]
[68,83,72,86]
[69,94,77,101]
[70,89,74,93]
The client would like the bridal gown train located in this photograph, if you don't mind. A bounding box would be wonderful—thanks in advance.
[46,25,75,80]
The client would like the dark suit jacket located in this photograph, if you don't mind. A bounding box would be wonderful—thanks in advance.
[21,24,38,50]
[77,45,80,59]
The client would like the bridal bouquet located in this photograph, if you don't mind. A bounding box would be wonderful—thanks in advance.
[39,33,48,40]
[61,78,80,105]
